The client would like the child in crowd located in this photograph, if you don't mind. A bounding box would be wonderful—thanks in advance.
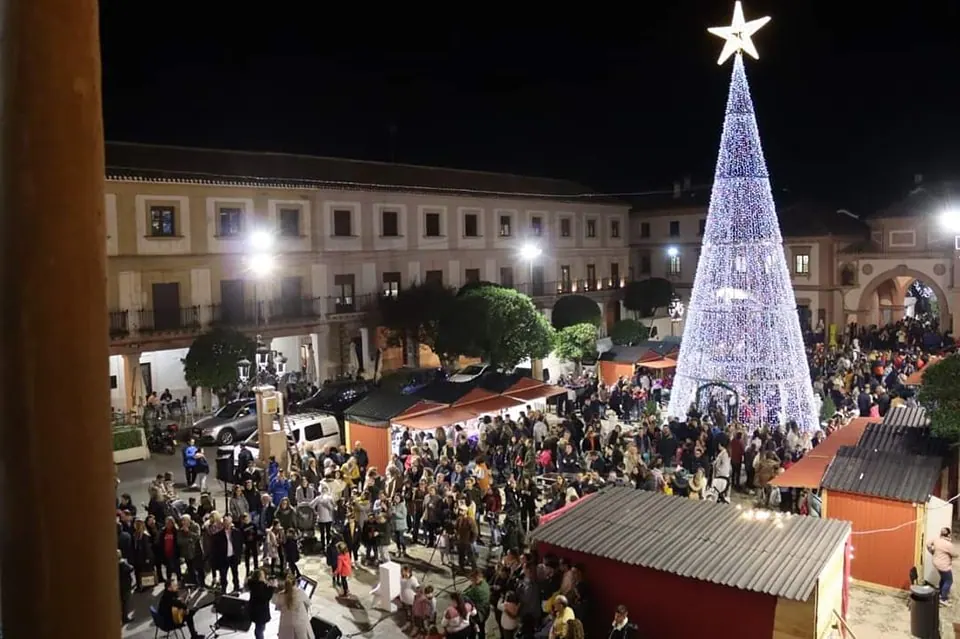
[411,585,437,637]
[334,541,353,597]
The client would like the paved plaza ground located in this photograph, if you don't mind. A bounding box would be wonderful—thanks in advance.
[118,446,960,638]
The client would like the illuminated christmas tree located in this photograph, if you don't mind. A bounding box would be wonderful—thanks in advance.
[667,3,819,430]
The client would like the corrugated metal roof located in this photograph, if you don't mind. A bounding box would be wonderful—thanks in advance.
[343,391,423,427]
[770,417,873,488]
[599,340,680,364]
[529,487,850,602]
[881,406,930,428]
[821,447,942,503]
[857,422,949,458]
[415,380,481,404]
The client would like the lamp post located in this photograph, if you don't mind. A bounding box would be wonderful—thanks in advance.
[520,243,542,296]
[668,293,686,337]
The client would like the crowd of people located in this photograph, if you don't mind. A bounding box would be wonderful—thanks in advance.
[115,316,951,638]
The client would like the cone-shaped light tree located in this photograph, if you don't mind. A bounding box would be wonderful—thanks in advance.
[667,4,819,430]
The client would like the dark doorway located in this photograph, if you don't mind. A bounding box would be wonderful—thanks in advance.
[220,279,246,325]
[140,362,153,396]
[151,282,181,330]
[531,265,545,297]
[280,276,303,317]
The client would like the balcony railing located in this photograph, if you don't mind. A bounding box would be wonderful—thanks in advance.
[267,296,323,321]
[107,279,630,342]
[109,310,129,338]
[137,306,201,333]
[209,300,263,328]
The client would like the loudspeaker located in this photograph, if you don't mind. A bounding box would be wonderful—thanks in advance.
[215,593,250,630]
[215,450,235,482]
[310,616,342,639]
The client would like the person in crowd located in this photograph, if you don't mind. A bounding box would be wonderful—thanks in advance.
[118,550,135,623]
[212,514,244,593]
[182,438,200,489]
[157,578,202,639]
[928,526,957,606]
[271,573,314,639]
[246,569,275,639]
[334,541,353,597]
[608,604,637,639]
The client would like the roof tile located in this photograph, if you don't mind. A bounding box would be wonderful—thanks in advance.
[821,447,942,503]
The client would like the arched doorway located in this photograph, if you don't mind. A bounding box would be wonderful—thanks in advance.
[856,267,950,328]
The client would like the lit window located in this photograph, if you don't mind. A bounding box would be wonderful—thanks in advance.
[668,255,681,276]
[794,253,810,275]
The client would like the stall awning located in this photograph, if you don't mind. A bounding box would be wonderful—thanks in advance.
[463,395,525,416]
[504,377,545,394]
[770,417,874,488]
[639,357,677,370]
[452,387,498,407]
[906,356,941,386]
[537,492,597,526]
[507,384,567,403]
[391,407,478,430]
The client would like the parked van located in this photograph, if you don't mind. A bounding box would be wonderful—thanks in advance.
[233,410,341,465]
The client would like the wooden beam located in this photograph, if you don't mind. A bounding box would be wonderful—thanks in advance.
[0,0,117,637]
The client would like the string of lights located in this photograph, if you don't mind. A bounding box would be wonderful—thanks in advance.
[667,53,819,431]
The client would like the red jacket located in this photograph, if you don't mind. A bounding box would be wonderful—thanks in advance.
[335,552,353,577]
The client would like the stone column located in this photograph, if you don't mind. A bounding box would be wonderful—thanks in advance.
[0,1,119,637]
[122,351,143,413]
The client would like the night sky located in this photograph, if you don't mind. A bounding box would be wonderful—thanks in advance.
[100,2,960,211]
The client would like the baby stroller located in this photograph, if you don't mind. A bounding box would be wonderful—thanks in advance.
[706,475,730,504]
[296,503,319,554]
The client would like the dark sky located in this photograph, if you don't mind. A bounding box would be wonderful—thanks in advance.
[100,2,960,211]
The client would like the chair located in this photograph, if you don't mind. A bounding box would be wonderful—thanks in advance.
[149,606,187,639]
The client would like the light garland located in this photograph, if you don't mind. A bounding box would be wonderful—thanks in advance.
[667,53,819,431]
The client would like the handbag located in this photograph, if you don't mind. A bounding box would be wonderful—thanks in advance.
[139,571,157,587]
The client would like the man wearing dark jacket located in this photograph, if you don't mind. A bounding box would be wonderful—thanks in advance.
[609,604,637,639]
[353,441,369,476]
[212,515,244,593]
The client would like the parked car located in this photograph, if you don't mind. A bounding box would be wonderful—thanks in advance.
[378,367,446,394]
[191,398,257,445]
[448,363,490,383]
[232,410,341,466]
[293,379,373,415]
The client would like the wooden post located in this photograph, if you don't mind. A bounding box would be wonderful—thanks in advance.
[0,1,118,638]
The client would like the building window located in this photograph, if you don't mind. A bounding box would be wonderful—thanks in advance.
[586,219,597,238]
[499,214,512,237]
[464,268,480,284]
[669,220,680,237]
[794,253,810,275]
[560,265,572,292]
[218,207,243,237]
[640,222,651,239]
[464,213,479,237]
[332,209,352,237]
[531,216,543,237]
[611,263,620,286]
[586,264,596,289]
[611,219,620,238]
[888,230,916,248]
[668,254,681,276]
[334,274,355,311]
[382,271,401,297]
[500,266,514,288]
[639,251,652,274]
[279,208,300,237]
[149,205,176,237]
[560,218,571,238]
[424,212,442,237]
[699,219,706,236]
[381,210,399,237]
[425,270,443,286]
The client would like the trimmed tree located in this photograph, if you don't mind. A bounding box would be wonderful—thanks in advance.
[610,318,649,346]
[554,323,598,374]
[440,285,555,369]
[551,294,601,330]
[918,355,960,441]
[622,278,674,320]
[182,327,256,404]
[378,282,459,366]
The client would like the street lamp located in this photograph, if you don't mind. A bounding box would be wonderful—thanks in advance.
[520,243,542,295]
[666,246,679,257]
[237,357,252,385]
[668,293,686,337]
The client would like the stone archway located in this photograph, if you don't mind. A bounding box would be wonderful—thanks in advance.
[856,265,951,327]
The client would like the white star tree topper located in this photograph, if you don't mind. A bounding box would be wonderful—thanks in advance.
[707,1,771,65]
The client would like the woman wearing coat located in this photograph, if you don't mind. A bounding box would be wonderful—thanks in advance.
[310,485,336,551]
[130,519,155,590]
[391,494,408,557]
[272,573,314,639]
[246,569,275,639]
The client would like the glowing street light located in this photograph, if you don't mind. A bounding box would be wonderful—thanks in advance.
[666,246,680,257]
[247,253,275,278]
[939,210,960,234]
[520,244,542,261]
[249,229,275,252]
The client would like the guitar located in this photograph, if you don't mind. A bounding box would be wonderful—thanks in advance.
[171,587,195,625]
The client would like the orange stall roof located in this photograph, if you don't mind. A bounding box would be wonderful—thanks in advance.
[769,417,874,489]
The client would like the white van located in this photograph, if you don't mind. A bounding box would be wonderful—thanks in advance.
[233,410,341,465]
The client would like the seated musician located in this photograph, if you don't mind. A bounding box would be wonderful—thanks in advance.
[157,578,202,639]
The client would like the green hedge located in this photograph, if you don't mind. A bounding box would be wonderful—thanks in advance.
[113,428,143,451]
